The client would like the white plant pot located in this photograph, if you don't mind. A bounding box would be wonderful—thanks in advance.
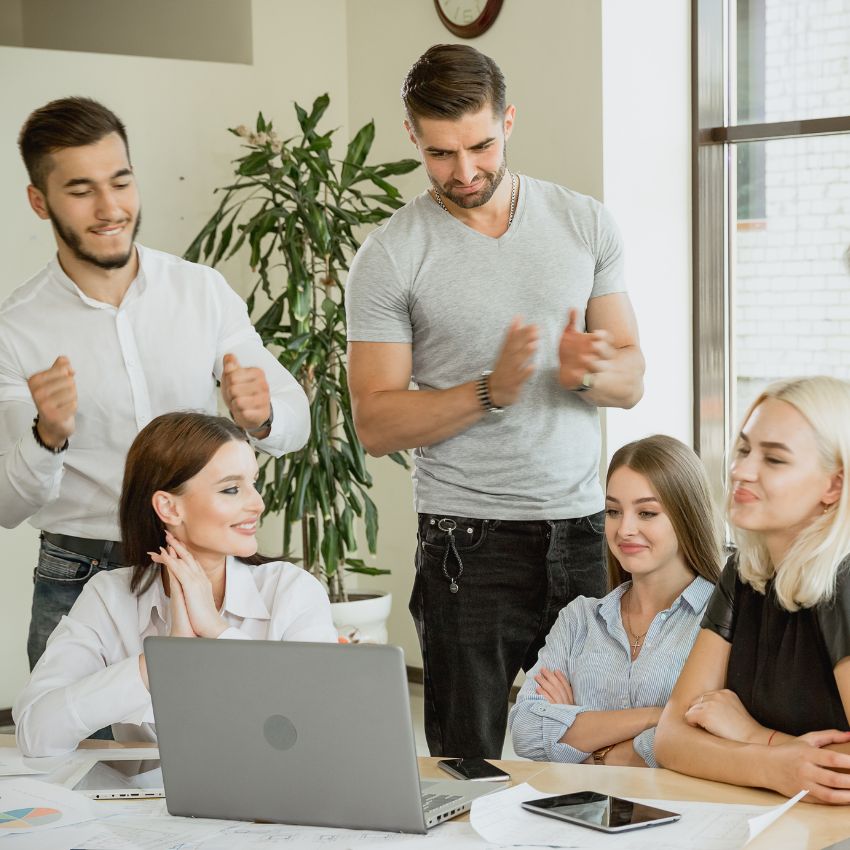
[331,591,392,644]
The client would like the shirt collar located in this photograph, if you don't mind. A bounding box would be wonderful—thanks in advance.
[221,556,271,621]
[595,574,715,626]
[137,569,170,633]
[679,575,716,612]
[48,243,147,308]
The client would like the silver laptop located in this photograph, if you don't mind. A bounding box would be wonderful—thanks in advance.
[144,637,502,833]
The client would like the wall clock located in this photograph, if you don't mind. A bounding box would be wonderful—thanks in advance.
[434,0,503,39]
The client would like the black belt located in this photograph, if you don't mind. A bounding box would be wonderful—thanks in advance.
[41,532,127,567]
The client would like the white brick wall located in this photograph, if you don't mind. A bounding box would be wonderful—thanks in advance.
[734,0,850,421]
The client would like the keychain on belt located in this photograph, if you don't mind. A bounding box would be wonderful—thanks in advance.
[437,517,464,593]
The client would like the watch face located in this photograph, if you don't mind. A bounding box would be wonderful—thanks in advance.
[437,0,487,26]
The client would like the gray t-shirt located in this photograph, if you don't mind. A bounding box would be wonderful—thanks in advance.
[345,176,626,520]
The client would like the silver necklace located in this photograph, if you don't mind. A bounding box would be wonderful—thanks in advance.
[432,171,518,227]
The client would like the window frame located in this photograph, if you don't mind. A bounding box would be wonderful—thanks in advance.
[692,0,850,502]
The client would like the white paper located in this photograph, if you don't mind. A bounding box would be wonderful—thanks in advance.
[745,789,806,843]
[0,776,96,836]
[358,820,544,849]
[0,754,47,778]
[469,782,805,850]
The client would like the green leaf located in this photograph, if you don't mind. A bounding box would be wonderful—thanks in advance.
[304,93,330,135]
[362,491,378,553]
[211,215,235,266]
[340,120,375,187]
[373,159,421,177]
[346,565,391,577]
[321,521,339,576]
[387,451,410,469]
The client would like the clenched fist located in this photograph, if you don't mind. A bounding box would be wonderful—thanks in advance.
[221,353,272,434]
[27,356,77,449]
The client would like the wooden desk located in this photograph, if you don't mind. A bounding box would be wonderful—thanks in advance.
[422,756,849,849]
[3,737,847,848]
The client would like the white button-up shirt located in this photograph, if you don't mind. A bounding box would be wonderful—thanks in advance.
[0,244,310,539]
[13,558,337,757]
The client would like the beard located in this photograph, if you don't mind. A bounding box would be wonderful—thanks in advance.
[430,153,508,209]
[47,205,141,270]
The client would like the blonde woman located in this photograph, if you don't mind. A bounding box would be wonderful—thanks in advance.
[510,435,722,766]
[656,377,850,803]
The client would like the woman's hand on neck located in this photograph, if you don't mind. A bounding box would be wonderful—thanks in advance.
[150,532,228,637]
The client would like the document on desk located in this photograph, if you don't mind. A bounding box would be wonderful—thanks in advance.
[197,820,486,849]
[469,782,808,850]
[0,750,49,776]
[0,776,96,836]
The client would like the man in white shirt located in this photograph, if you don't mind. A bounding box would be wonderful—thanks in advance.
[0,97,310,670]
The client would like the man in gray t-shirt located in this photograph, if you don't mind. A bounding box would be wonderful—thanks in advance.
[346,45,645,759]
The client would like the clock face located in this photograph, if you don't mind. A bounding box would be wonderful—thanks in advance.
[434,0,503,38]
[437,0,487,26]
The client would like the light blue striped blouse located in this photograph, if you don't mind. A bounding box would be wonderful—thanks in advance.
[509,576,714,766]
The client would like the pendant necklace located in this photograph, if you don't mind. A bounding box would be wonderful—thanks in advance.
[623,588,648,659]
[432,171,518,228]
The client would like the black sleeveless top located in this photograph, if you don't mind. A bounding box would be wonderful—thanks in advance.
[701,555,850,735]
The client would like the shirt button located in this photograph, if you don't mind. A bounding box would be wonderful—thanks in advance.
[660,614,667,620]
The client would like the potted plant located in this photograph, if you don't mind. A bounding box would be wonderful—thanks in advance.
[185,95,418,640]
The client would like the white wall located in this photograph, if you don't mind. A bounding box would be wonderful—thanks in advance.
[0,0,350,708]
[601,0,693,456]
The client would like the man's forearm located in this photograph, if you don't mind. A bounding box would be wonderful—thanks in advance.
[580,345,645,409]
[353,382,486,457]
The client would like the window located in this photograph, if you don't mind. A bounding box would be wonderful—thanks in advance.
[693,0,850,498]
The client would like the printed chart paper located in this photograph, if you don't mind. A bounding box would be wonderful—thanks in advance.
[0,777,96,836]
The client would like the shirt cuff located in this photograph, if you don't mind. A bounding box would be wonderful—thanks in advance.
[633,726,657,767]
[527,701,593,763]
[247,398,284,454]
[249,394,310,457]
[19,425,65,482]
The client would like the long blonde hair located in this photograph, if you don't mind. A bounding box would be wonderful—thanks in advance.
[606,435,723,590]
[731,376,850,611]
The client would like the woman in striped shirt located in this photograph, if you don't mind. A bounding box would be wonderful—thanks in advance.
[510,434,722,766]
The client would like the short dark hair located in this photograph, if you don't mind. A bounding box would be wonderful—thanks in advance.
[18,96,129,191]
[401,44,506,129]
[120,412,252,594]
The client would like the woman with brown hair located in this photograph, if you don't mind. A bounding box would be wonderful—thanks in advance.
[510,434,722,767]
[14,412,336,757]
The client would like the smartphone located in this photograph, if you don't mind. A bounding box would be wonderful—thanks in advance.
[521,792,680,833]
[437,757,511,782]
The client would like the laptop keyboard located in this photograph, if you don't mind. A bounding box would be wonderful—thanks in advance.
[421,792,463,814]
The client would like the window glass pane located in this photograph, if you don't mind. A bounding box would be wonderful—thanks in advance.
[736,0,850,124]
[733,134,850,426]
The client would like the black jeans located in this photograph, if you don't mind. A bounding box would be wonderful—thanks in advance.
[410,511,606,758]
